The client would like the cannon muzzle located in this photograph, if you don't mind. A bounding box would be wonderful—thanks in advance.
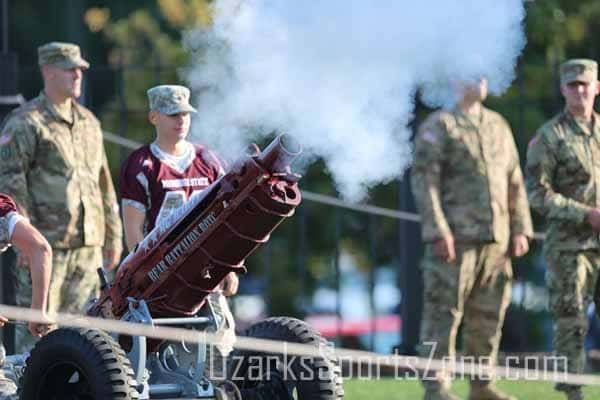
[257,134,302,173]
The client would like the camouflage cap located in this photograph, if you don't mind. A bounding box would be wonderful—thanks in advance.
[560,58,598,85]
[147,85,197,115]
[38,42,90,69]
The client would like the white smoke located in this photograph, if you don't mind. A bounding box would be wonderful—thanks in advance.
[183,0,526,200]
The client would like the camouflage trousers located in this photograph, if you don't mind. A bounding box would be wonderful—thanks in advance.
[15,246,102,353]
[545,249,600,393]
[0,368,17,399]
[418,241,512,392]
[0,344,18,400]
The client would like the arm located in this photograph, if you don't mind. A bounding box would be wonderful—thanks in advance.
[410,121,452,242]
[99,150,123,270]
[118,154,151,253]
[10,218,52,336]
[203,148,227,178]
[507,134,534,238]
[0,117,37,218]
[122,204,146,253]
[506,133,533,257]
[526,134,592,224]
[411,120,455,261]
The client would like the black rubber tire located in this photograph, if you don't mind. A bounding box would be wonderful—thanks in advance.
[19,327,139,400]
[228,317,344,399]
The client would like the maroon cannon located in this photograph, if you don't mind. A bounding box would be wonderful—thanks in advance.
[23,134,344,400]
[88,134,302,320]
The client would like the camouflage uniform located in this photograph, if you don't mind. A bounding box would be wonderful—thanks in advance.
[0,362,17,400]
[0,353,29,400]
[0,42,122,352]
[526,59,600,398]
[411,105,533,399]
[0,348,18,400]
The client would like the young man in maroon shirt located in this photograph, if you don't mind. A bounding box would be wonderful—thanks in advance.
[119,84,238,294]
[119,85,239,394]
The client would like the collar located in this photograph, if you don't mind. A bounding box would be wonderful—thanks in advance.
[149,141,196,173]
[39,91,78,125]
[562,108,599,137]
[453,104,487,129]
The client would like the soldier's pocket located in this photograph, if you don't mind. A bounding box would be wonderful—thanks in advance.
[84,146,102,173]
[82,127,103,172]
[37,139,74,176]
[558,137,591,179]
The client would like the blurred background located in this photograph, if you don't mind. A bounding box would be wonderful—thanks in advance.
[1,0,600,359]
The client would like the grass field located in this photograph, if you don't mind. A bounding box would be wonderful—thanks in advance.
[343,379,600,399]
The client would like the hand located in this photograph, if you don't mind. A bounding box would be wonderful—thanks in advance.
[28,310,54,337]
[103,246,123,271]
[222,272,239,297]
[28,321,52,337]
[433,235,456,263]
[0,315,7,327]
[586,208,600,231]
[511,234,529,257]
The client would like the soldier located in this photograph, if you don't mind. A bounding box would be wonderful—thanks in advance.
[411,77,533,400]
[526,59,600,400]
[119,85,240,391]
[0,192,53,398]
[0,42,123,352]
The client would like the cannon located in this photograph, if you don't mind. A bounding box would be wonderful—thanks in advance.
[18,135,344,400]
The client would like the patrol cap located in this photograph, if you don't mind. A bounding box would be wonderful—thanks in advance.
[560,58,598,85]
[38,42,90,69]
[147,85,197,115]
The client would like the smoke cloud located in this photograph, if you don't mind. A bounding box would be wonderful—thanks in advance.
[184,0,526,200]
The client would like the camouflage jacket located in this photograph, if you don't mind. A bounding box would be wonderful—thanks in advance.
[0,357,17,399]
[526,110,600,252]
[411,106,533,244]
[0,92,122,250]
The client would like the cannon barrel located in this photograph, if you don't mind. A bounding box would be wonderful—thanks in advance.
[88,134,303,325]
[256,134,302,173]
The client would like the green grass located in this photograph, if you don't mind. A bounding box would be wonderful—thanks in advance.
[343,379,600,399]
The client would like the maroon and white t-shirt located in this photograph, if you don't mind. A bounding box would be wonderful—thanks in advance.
[119,142,225,234]
[0,193,23,251]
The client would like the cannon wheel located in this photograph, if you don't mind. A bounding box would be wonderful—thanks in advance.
[19,327,139,400]
[228,317,344,399]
